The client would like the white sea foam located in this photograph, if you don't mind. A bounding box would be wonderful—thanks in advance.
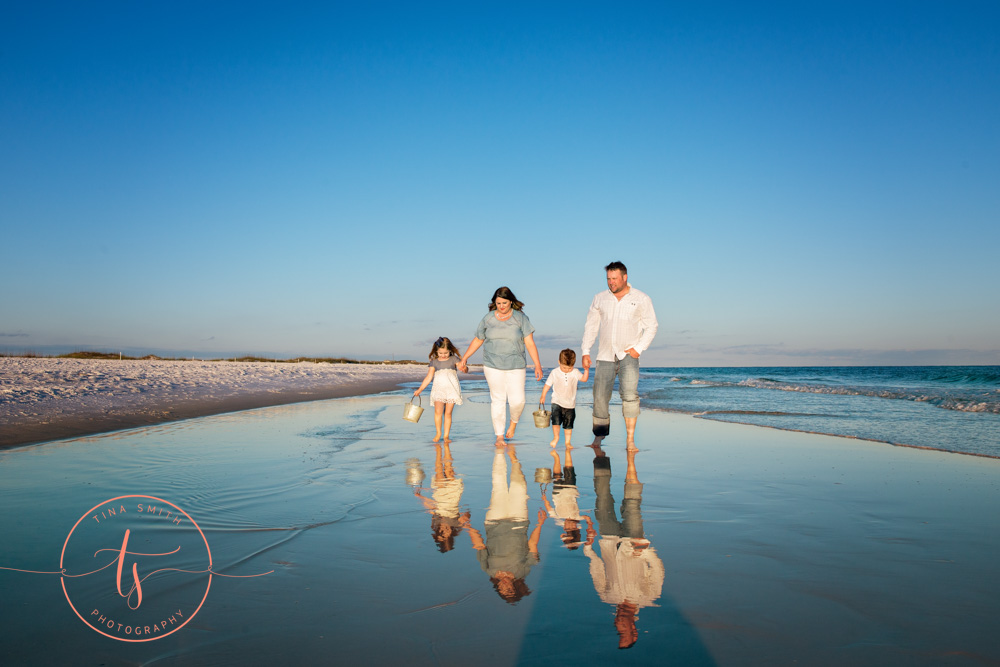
[639,366,1000,457]
[732,377,1000,413]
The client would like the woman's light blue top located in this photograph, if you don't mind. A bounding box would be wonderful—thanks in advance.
[475,310,535,370]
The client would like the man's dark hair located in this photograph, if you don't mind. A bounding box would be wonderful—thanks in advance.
[605,261,628,275]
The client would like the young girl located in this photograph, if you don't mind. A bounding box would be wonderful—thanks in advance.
[413,337,464,442]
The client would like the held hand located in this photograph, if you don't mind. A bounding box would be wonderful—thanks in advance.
[626,348,640,359]
[582,355,591,369]
[413,390,420,397]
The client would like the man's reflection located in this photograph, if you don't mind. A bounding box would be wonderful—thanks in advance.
[585,444,664,649]
[413,442,465,552]
[459,444,544,603]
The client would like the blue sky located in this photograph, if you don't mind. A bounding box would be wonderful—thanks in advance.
[2,2,998,366]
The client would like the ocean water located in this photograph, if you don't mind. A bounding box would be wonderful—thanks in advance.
[458,366,1000,458]
[633,366,1000,458]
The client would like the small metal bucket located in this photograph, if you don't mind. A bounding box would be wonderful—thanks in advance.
[534,468,553,483]
[405,458,426,486]
[532,402,550,428]
[403,396,424,423]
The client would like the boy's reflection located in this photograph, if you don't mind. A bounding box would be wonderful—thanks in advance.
[413,442,465,552]
[459,444,544,604]
[541,444,590,549]
[585,444,664,649]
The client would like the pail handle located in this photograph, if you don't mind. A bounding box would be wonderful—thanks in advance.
[409,395,421,407]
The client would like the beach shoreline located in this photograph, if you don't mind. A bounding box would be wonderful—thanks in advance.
[0,357,435,449]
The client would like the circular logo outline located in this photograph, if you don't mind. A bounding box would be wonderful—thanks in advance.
[60,494,213,642]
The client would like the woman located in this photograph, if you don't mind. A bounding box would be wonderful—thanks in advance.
[458,444,545,604]
[458,286,543,446]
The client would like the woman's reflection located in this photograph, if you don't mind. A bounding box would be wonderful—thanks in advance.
[459,444,544,603]
[412,442,465,552]
[585,444,664,649]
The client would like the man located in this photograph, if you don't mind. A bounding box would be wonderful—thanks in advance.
[581,261,658,446]
[585,444,664,649]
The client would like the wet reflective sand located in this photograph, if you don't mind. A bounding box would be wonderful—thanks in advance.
[2,387,999,665]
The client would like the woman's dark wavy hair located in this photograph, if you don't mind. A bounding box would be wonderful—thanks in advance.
[488,286,525,312]
[490,575,532,604]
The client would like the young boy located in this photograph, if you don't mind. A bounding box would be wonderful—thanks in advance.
[540,349,590,447]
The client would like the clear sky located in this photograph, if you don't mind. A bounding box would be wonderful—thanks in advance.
[2,2,998,366]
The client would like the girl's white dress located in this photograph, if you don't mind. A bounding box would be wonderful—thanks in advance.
[430,355,463,405]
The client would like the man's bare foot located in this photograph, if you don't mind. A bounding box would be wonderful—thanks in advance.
[505,422,517,439]
[495,435,506,447]
[625,448,639,483]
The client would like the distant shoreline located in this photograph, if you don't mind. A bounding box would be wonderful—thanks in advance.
[0,357,459,449]
[0,350,426,364]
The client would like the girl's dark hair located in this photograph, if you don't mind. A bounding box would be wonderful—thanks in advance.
[429,337,461,360]
[488,286,525,312]
[431,515,462,553]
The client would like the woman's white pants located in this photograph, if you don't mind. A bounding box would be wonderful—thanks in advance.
[482,367,526,436]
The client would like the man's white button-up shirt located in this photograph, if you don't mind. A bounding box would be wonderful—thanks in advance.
[581,284,658,362]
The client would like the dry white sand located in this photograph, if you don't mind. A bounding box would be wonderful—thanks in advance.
[0,357,430,448]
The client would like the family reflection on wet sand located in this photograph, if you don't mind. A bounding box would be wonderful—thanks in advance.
[409,439,664,648]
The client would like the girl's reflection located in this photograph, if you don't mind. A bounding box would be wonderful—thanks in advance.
[459,444,544,604]
[585,445,664,649]
[413,442,465,552]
